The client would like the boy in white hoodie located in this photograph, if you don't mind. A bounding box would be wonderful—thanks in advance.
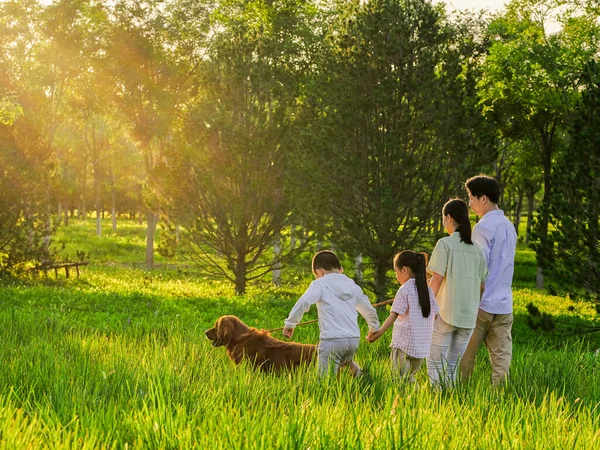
[283,250,380,376]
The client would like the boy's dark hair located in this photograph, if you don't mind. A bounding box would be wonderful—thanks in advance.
[465,175,500,204]
[443,198,473,245]
[312,250,342,272]
[394,251,431,318]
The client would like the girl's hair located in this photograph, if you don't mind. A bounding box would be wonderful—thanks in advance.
[443,198,473,245]
[394,251,431,318]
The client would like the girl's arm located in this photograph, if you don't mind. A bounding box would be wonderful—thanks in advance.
[367,312,398,342]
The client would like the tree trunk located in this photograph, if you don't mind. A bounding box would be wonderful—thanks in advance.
[95,170,101,238]
[354,253,363,282]
[111,188,117,232]
[513,191,523,236]
[536,129,554,289]
[272,233,282,287]
[290,224,296,250]
[146,211,156,267]
[374,259,388,303]
[57,201,62,226]
[81,168,87,220]
[44,203,51,249]
[235,253,247,295]
[496,166,504,208]
[526,190,534,245]
[96,211,102,237]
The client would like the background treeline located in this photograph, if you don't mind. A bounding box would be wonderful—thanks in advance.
[0,0,598,300]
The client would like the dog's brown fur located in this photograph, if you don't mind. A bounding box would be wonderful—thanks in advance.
[205,315,316,371]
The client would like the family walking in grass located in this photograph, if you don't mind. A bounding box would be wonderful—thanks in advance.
[283,174,517,387]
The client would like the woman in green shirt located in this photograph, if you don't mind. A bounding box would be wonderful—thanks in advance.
[426,199,488,388]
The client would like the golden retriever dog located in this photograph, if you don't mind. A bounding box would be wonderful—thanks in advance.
[205,315,316,371]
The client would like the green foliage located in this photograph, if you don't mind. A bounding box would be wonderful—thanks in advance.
[526,302,555,331]
[0,97,23,125]
[152,0,316,294]
[294,0,495,300]
[546,61,600,297]
[0,123,53,275]
[479,0,600,278]
[0,220,599,447]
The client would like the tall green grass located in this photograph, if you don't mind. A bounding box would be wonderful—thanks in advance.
[0,218,598,448]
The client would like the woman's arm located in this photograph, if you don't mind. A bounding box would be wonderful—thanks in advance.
[428,272,444,296]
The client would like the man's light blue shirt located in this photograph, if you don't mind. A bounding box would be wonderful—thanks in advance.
[472,210,517,315]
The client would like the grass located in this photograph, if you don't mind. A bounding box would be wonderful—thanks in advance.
[0,218,599,448]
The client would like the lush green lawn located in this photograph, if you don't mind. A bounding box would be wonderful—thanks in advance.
[0,218,599,448]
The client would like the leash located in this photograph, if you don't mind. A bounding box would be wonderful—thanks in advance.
[266,298,394,333]
[373,298,394,307]
[266,319,319,333]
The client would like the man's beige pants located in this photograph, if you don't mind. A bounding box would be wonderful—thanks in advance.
[459,309,513,386]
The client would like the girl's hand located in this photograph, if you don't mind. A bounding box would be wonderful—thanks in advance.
[366,331,380,343]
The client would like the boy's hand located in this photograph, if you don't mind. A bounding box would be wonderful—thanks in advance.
[282,327,294,338]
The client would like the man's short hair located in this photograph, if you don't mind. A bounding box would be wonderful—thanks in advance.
[312,250,342,271]
[465,175,500,204]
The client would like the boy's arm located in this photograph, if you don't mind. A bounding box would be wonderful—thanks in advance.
[283,282,321,331]
[356,291,380,332]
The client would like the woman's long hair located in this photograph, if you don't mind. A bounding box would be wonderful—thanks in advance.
[394,251,431,318]
[443,198,473,245]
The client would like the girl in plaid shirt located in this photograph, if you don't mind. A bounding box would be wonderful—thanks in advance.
[367,251,439,382]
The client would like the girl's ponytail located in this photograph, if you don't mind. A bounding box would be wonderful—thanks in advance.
[443,198,473,245]
[394,251,431,318]
[415,252,431,318]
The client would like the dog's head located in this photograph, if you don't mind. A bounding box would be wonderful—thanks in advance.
[205,315,249,347]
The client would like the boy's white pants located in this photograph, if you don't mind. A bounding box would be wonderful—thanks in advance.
[317,337,360,376]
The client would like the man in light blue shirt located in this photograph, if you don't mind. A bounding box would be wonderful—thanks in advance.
[459,175,517,386]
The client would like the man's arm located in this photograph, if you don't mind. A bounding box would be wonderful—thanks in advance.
[472,224,492,264]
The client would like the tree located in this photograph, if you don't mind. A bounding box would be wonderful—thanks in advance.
[478,0,600,287]
[153,0,315,294]
[294,0,495,301]
[0,0,59,272]
[548,61,600,298]
[108,0,185,266]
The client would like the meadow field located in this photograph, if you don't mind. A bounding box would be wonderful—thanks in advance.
[0,219,599,449]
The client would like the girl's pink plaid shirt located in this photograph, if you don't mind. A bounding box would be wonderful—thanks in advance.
[390,279,439,359]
